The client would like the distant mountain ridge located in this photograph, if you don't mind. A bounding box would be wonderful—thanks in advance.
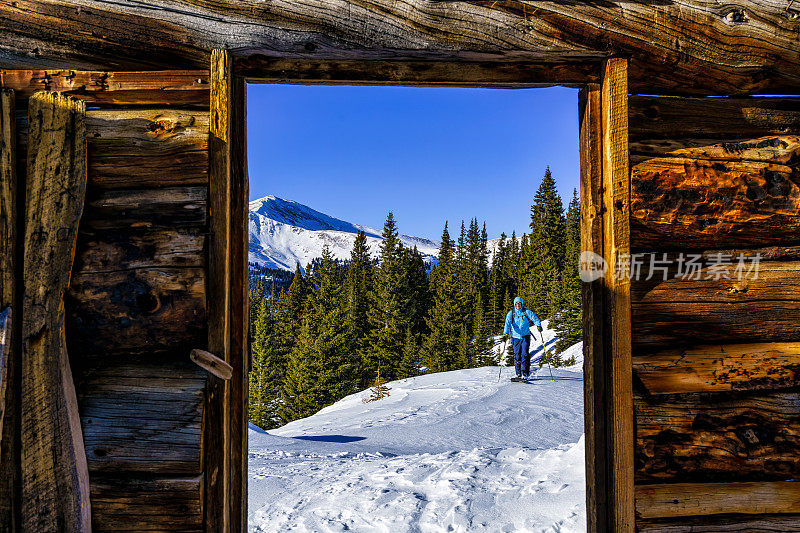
[249,196,440,271]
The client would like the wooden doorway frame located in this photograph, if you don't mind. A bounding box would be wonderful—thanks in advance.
[210,50,632,533]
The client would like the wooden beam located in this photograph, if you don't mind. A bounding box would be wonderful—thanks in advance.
[0,87,17,529]
[240,58,600,87]
[637,513,800,532]
[0,70,210,106]
[632,260,800,348]
[21,91,90,532]
[601,57,633,532]
[190,349,233,381]
[90,475,203,531]
[629,96,800,141]
[579,83,607,533]
[635,390,800,483]
[0,1,799,95]
[17,108,210,189]
[206,47,232,533]
[229,64,249,533]
[636,482,800,519]
[633,342,800,395]
[631,157,800,251]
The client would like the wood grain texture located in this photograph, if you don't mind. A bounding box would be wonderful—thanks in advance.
[602,58,633,533]
[241,58,600,87]
[632,260,800,348]
[74,229,205,273]
[67,267,206,355]
[0,1,799,95]
[629,97,800,142]
[90,475,202,532]
[21,91,91,532]
[633,342,800,395]
[81,186,207,230]
[190,349,232,380]
[229,70,249,533]
[17,109,210,189]
[579,84,606,533]
[87,109,209,189]
[0,88,16,530]
[635,481,800,519]
[630,157,800,251]
[78,359,205,474]
[629,135,800,165]
[206,47,232,533]
[637,514,800,532]
[635,390,800,483]
[0,69,210,106]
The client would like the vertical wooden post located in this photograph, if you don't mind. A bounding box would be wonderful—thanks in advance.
[228,63,249,533]
[207,48,233,532]
[579,83,607,533]
[21,92,91,532]
[0,87,18,531]
[208,48,248,533]
[601,58,633,532]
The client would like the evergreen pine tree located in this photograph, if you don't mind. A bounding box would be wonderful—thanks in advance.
[398,328,421,379]
[423,222,461,372]
[364,213,408,384]
[551,189,582,358]
[527,167,565,319]
[281,246,357,422]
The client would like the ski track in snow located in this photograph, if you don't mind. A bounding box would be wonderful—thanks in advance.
[249,331,586,532]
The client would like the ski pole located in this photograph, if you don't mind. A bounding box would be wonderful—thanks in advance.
[539,332,554,381]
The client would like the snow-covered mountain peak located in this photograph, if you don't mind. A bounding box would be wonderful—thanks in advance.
[248,195,440,271]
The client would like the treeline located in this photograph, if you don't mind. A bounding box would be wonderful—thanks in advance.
[248,168,581,429]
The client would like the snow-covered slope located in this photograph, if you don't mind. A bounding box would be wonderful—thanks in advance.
[248,323,586,532]
[249,196,440,271]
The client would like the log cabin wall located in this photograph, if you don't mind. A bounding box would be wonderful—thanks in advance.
[2,70,213,531]
[628,96,800,530]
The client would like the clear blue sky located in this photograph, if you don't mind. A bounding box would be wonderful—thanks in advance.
[247,84,579,242]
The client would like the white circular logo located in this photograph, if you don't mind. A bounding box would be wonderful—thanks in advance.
[579,251,607,282]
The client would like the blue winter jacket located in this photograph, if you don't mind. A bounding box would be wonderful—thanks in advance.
[503,296,542,339]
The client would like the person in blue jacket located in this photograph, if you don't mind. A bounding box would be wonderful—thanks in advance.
[503,296,542,380]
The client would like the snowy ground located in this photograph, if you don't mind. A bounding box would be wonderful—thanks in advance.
[248,325,586,532]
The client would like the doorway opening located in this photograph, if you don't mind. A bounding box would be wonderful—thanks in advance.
[243,83,587,531]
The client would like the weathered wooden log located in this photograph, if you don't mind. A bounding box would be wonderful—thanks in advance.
[190,349,232,381]
[635,390,800,483]
[86,109,209,189]
[580,84,606,533]
[629,135,800,165]
[602,58,634,532]
[629,97,800,141]
[0,88,16,528]
[631,157,800,251]
[81,186,207,230]
[240,58,600,87]
[74,229,205,272]
[637,514,800,532]
[632,260,800,348]
[633,342,800,395]
[90,475,202,532]
[17,109,210,189]
[1,1,800,95]
[67,267,206,355]
[635,481,800,519]
[0,69,210,106]
[21,92,91,532]
[206,47,232,533]
[78,359,205,475]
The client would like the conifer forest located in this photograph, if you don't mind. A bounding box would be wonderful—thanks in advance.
[248,169,581,429]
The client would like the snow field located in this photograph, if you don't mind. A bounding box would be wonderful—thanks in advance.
[249,322,586,533]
